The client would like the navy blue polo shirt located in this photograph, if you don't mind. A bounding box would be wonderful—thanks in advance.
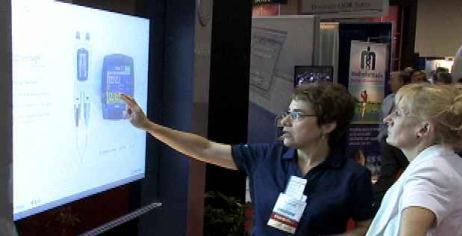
[232,142,374,236]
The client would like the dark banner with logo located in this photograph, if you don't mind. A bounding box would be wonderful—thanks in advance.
[347,40,388,182]
[253,0,288,6]
[348,40,387,124]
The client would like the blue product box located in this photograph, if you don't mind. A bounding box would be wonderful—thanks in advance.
[101,54,134,120]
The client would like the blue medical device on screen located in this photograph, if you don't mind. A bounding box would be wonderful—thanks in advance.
[102,54,134,119]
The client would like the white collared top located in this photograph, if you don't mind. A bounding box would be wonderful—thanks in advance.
[367,145,462,236]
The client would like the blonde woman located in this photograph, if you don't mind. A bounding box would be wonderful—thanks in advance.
[366,83,462,236]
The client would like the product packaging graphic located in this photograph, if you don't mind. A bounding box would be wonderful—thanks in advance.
[74,31,92,158]
[76,32,89,82]
[102,54,134,119]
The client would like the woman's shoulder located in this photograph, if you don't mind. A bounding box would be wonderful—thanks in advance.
[405,152,462,190]
[237,141,285,152]
[233,141,290,160]
[412,151,462,174]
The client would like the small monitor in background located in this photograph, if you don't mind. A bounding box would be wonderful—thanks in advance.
[294,65,334,87]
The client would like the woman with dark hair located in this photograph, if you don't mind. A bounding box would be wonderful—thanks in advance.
[121,82,374,236]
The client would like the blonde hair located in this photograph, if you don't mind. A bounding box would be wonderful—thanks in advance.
[396,83,462,145]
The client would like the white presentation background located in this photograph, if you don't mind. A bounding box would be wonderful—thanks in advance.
[12,0,150,220]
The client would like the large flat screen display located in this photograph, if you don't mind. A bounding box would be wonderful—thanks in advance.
[12,0,150,220]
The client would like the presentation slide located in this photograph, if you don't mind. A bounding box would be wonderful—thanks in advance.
[12,0,150,220]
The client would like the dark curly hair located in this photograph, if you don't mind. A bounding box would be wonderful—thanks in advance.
[292,83,355,147]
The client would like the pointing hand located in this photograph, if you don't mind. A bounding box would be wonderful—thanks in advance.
[120,94,149,130]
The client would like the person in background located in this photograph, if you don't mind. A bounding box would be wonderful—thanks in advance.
[434,66,449,74]
[452,45,462,84]
[403,67,415,76]
[121,82,374,236]
[432,71,453,85]
[409,70,429,83]
[373,71,411,210]
[430,67,448,84]
[353,148,367,166]
[366,83,462,236]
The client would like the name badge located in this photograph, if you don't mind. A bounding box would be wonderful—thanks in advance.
[267,193,307,234]
[267,176,308,234]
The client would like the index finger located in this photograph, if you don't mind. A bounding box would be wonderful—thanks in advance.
[120,94,138,107]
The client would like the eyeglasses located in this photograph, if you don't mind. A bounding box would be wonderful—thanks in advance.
[282,111,317,121]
